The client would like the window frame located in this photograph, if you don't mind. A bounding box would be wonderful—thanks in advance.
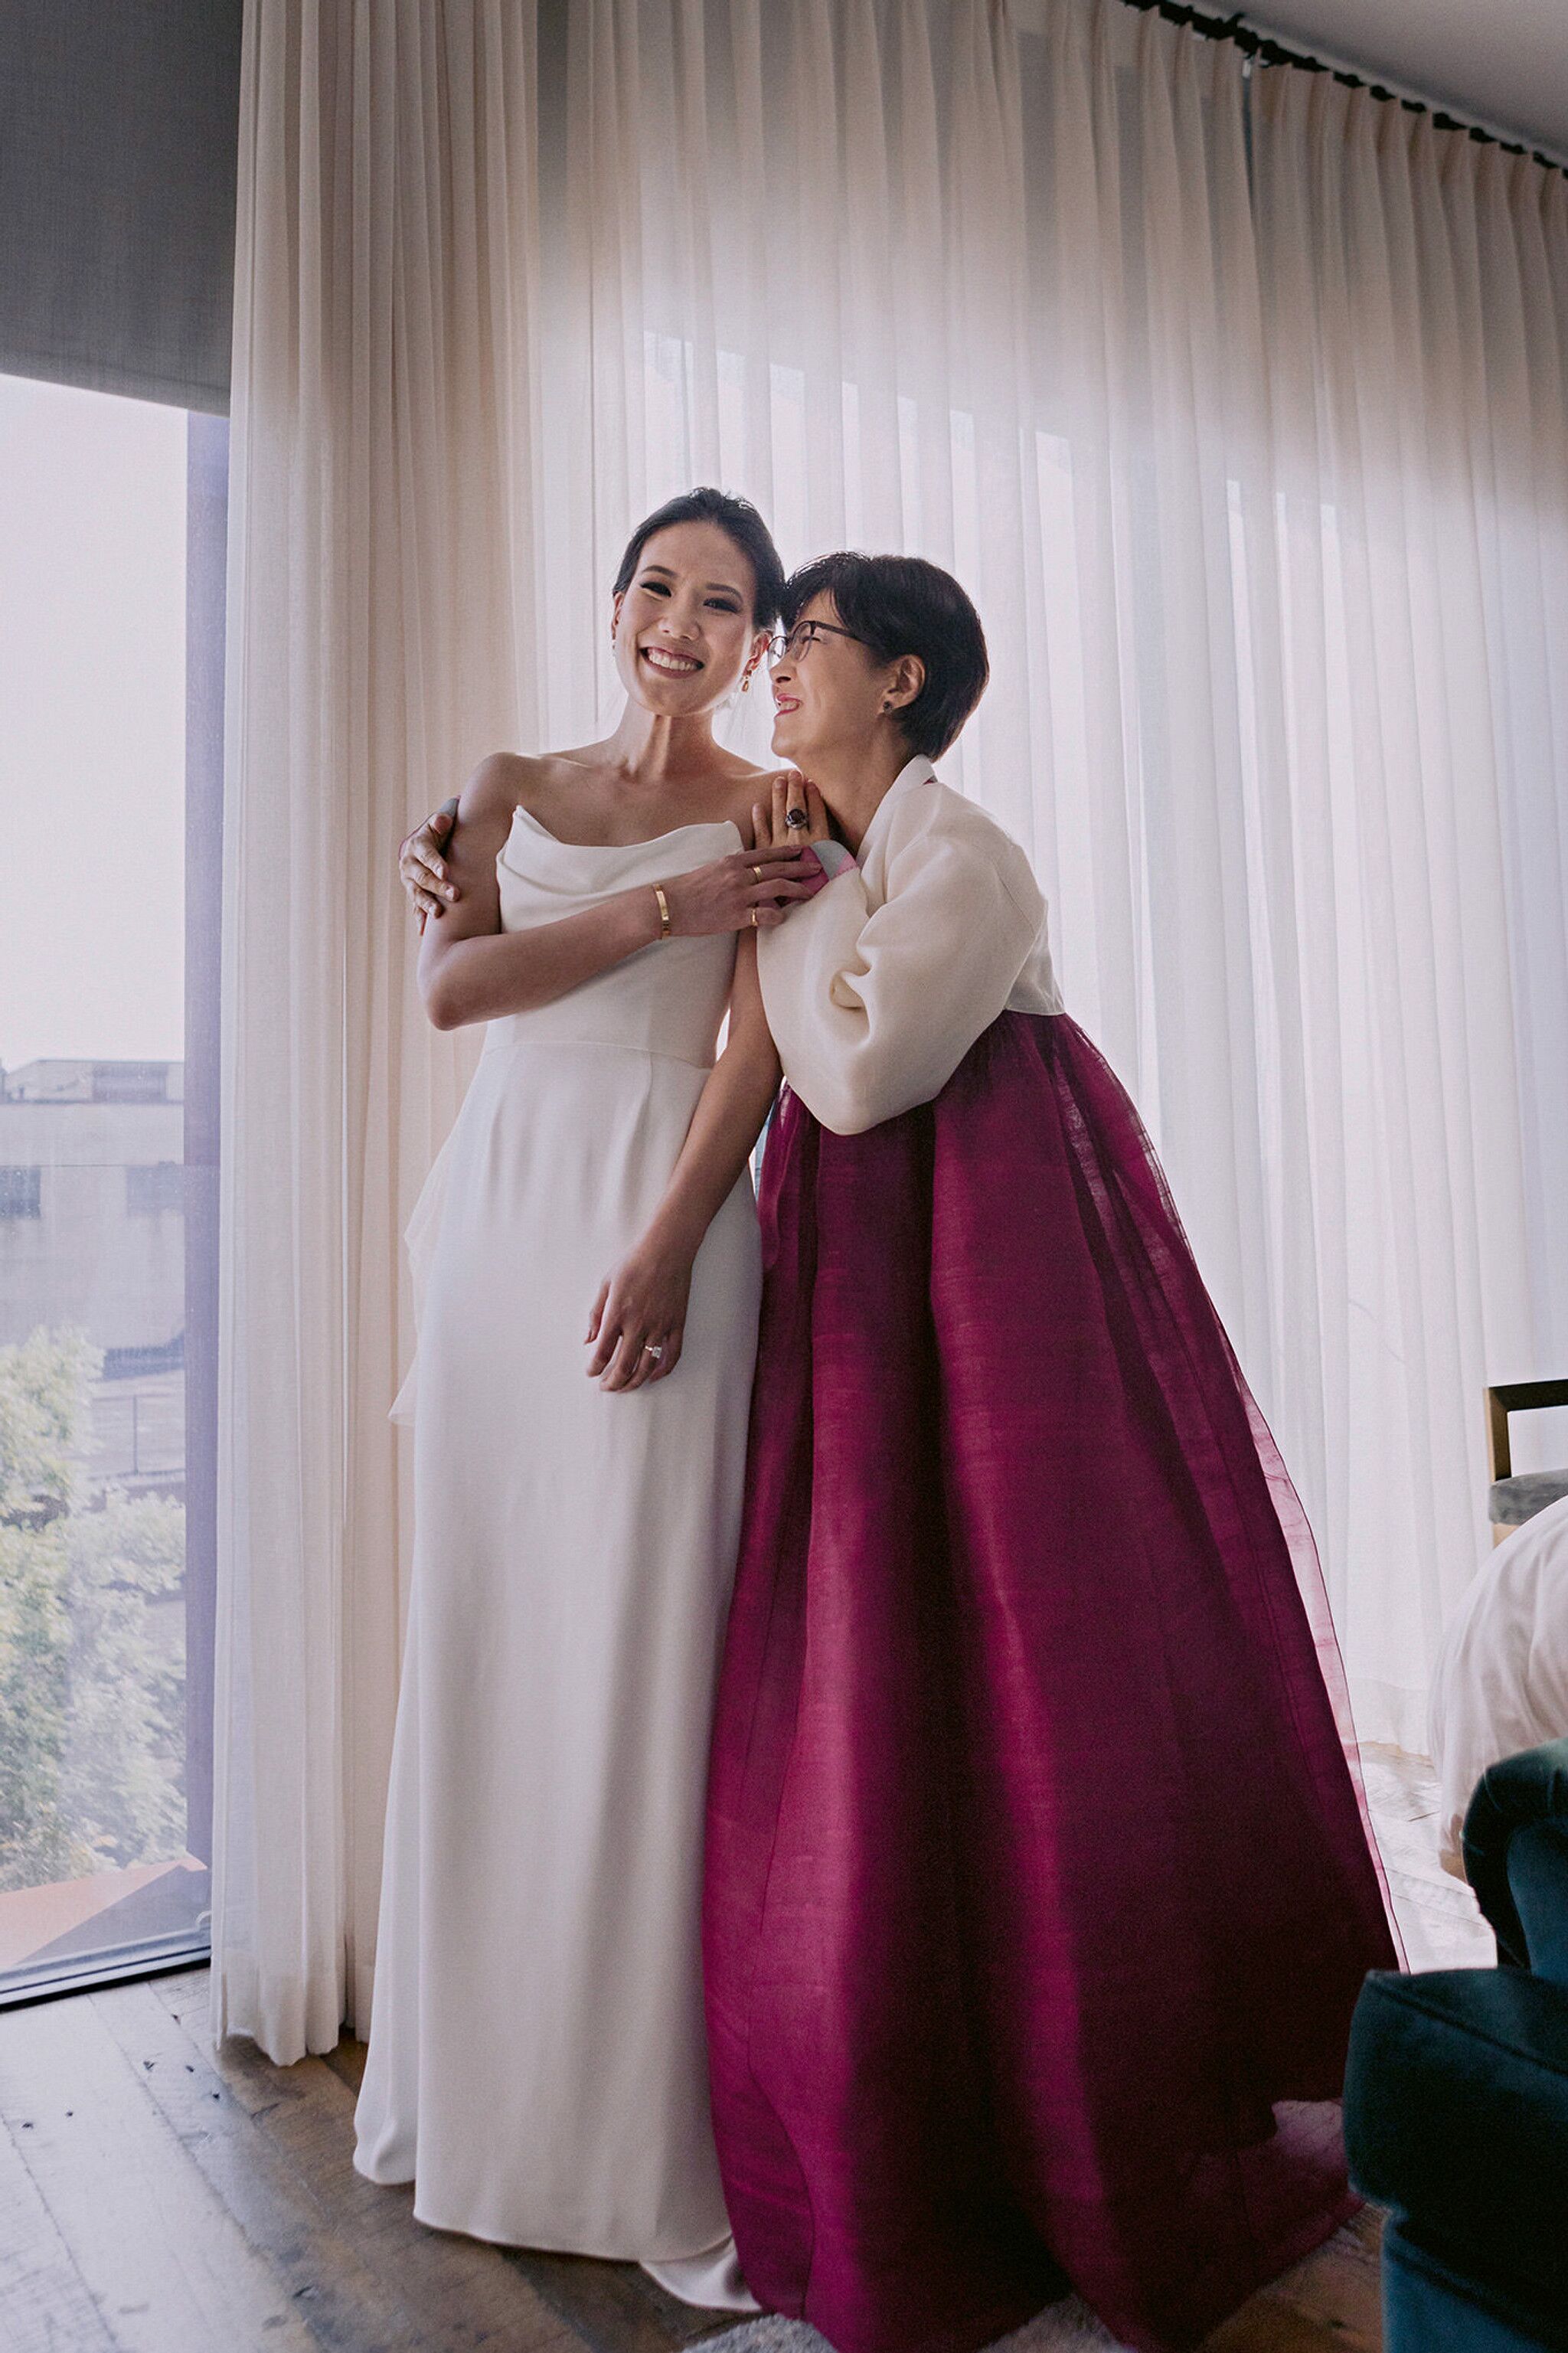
[0,408,225,2011]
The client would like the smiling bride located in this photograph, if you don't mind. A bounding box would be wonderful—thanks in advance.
[351,489,820,2312]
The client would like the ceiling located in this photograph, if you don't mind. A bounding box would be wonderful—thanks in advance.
[1240,0,1568,161]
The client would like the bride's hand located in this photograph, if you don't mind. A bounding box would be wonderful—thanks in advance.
[585,1238,695,1391]
[661,840,825,935]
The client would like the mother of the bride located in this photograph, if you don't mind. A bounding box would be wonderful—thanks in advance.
[708,552,1400,2353]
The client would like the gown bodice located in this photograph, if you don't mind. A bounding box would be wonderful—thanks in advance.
[483,806,743,1070]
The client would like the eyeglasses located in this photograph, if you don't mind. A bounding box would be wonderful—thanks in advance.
[766,618,867,667]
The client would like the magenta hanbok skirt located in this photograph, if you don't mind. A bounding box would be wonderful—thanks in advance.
[702,1010,1400,2353]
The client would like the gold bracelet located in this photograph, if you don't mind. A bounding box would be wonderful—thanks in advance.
[652,884,671,940]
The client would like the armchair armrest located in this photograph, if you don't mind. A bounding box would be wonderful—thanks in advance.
[1463,1736,1568,1980]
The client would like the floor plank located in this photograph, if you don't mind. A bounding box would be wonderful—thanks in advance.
[1204,2302,1368,2353]
[105,1972,585,2353]
[0,2105,118,2353]
[1204,2208,1383,2353]
[302,2025,734,2349]
[0,1986,317,2353]
[150,1969,729,2352]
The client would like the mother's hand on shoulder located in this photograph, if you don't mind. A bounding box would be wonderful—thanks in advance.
[753,772,832,858]
[662,838,825,935]
[400,797,462,930]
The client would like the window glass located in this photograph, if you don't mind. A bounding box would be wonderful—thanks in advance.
[0,374,220,2000]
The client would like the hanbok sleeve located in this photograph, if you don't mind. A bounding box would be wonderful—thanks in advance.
[759,800,1044,1135]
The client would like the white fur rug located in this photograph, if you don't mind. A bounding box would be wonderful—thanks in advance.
[698,2298,1134,2351]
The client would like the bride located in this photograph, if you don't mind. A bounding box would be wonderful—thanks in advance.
[352,486,820,2312]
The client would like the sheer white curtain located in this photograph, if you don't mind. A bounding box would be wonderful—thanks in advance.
[212,0,544,2058]
[214,0,1568,2057]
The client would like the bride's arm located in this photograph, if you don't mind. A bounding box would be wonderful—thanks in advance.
[585,933,779,1392]
[418,754,820,1031]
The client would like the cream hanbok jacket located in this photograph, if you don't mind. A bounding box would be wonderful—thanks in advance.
[756,753,1063,1136]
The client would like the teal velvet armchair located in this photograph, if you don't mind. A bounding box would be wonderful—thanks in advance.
[1344,1737,1568,2351]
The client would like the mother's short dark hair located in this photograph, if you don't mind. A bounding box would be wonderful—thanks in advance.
[613,488,786,630]
[780,552,989,759]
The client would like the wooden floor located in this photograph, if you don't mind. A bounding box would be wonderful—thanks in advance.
[0,1961,1390,2353]
[0,1966,737,2353]
[4,1752,1488,2353]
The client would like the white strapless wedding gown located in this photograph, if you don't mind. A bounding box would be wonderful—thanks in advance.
[353,807,762,2308]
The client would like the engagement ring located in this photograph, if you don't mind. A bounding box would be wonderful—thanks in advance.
[642,1342,665,1360]
[786,808,809,828]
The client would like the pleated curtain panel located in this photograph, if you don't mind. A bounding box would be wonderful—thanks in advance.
[214,0,1568,2060]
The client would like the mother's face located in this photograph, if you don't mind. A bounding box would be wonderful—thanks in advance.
[768,592,920,766]
[611,520,766,716]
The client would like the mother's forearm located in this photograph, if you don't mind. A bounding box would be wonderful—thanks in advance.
[420,887,662,1029]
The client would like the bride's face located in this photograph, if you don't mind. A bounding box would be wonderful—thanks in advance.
[611,521,765,716]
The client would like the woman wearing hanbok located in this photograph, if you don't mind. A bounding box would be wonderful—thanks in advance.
[699,553,1403,2353]
[354,488,825,2312]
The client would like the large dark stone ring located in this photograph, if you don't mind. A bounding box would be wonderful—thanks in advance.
[785,808,810,828]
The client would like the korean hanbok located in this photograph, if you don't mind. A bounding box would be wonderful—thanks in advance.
[703,755,1400,2353]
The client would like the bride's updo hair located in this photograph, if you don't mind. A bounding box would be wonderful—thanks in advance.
[779,551,989,758]
[613,488,786,631]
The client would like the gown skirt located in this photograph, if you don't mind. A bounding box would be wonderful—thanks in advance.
[702,1008,1401,2353]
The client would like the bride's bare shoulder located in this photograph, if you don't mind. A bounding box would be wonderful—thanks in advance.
[718,744,782,782]
[459,749,554,825]
[718,753,788,820]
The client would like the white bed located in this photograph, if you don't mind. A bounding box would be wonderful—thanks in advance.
[1429,1494,1568,1875]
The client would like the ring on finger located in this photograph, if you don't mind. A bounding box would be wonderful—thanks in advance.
[642,1341,665,1361]
[786,808,809,828]
[750,863,764,883]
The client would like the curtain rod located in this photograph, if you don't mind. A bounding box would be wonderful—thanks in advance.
[1117,0,1568,181]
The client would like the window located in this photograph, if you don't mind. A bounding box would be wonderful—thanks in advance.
[0,376,224,2004]
[0,1166,41,1218]
[95,1062,172,1104]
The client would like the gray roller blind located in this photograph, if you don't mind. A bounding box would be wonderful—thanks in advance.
[0,0,243,412]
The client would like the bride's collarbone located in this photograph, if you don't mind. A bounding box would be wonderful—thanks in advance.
[514,763,759,850]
